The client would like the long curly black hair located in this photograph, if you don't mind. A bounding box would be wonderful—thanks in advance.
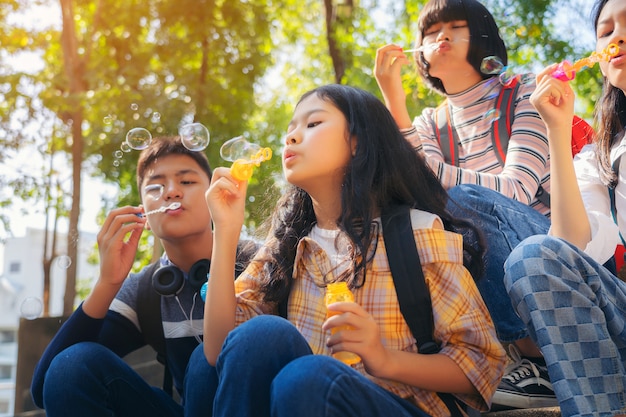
[255,84,485,304]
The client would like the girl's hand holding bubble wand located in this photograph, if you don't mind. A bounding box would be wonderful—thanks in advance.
[220,136,272,181]
[552,43,619,81]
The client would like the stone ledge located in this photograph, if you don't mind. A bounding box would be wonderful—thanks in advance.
[483,407,561,417]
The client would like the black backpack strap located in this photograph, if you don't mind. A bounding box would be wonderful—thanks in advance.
[137,261,173,396]
[381,205,464,417]
[535,185,551,207]
[382,206,439,354]
[610,155,626,246]
[433,101,460,166]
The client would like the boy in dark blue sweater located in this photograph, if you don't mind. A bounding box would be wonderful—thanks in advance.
[31,136,256,417]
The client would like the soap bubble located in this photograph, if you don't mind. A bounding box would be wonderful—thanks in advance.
[56,255,72,269]
[499,69,519,87]
[484,108,501,124]
[179,123,210,151]
[20,297,43,320]
[126,127,152,150]
[143,184,164,201]
[480,56,504,75]
[519,73,535,85]
[220,135,261,162]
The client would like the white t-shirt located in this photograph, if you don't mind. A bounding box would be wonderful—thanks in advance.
[308,209,441,275]
[572,138,623,263]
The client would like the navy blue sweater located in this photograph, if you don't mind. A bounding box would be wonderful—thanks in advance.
[31,263,204,408]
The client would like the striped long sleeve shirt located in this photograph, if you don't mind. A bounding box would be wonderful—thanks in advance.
[404,77,551,216]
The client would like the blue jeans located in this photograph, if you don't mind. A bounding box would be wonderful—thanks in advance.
[446,184,551,342]
[504,235,626,417]
[42,342,212,417]
[208,315,430,417]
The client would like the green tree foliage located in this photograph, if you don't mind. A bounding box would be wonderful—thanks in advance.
[0,0,608,310]
[1,0,280,312]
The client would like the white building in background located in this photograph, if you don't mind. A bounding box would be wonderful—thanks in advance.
[0,228,98,417]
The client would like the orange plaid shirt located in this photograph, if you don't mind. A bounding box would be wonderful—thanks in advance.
[233,211,506,416]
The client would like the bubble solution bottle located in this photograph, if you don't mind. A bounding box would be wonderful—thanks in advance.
[325,282,362,365]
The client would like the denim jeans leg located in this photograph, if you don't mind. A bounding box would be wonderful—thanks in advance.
[504,235,626,416]
[271,355,431,417]
[213,315,314,417]
[183,343,217,417]
[447,184,550,342]
[42,342,183,417]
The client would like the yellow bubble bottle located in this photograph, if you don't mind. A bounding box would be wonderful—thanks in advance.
[325,282,361,365]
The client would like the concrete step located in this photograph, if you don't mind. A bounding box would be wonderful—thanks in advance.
[483,407,561,417]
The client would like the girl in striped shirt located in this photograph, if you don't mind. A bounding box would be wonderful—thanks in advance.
[375,0,557,410]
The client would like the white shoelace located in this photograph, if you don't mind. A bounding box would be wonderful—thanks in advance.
[502,358,542,383]
[502,344,551,388]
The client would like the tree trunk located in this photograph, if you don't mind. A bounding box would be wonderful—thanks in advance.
[59,0,85,315]
[42,156,52,317]
[323,0,353,84]
[323,0,344,84]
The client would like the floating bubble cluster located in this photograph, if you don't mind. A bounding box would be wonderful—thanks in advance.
[123,122,210,155]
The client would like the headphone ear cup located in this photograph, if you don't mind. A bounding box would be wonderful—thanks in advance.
[152,265,185,296]
[188,258,210,292]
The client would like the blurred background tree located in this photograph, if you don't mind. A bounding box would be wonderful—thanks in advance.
[0,0,603,314]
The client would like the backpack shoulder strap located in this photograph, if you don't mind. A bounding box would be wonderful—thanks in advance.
[136,261,173,396]
[610,155,626,246]
[381,205,464,417]
[491,77,521,165]
[432,100,460,166]
[493,77,553,207]
[381,206,438,353]
[137,261,166,358]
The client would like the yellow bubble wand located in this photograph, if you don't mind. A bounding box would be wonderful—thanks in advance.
[220,136,272,181]
[552,43,619,81]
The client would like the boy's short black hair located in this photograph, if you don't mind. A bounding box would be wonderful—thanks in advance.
[415,0,508,95]
[136,136,212,190]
